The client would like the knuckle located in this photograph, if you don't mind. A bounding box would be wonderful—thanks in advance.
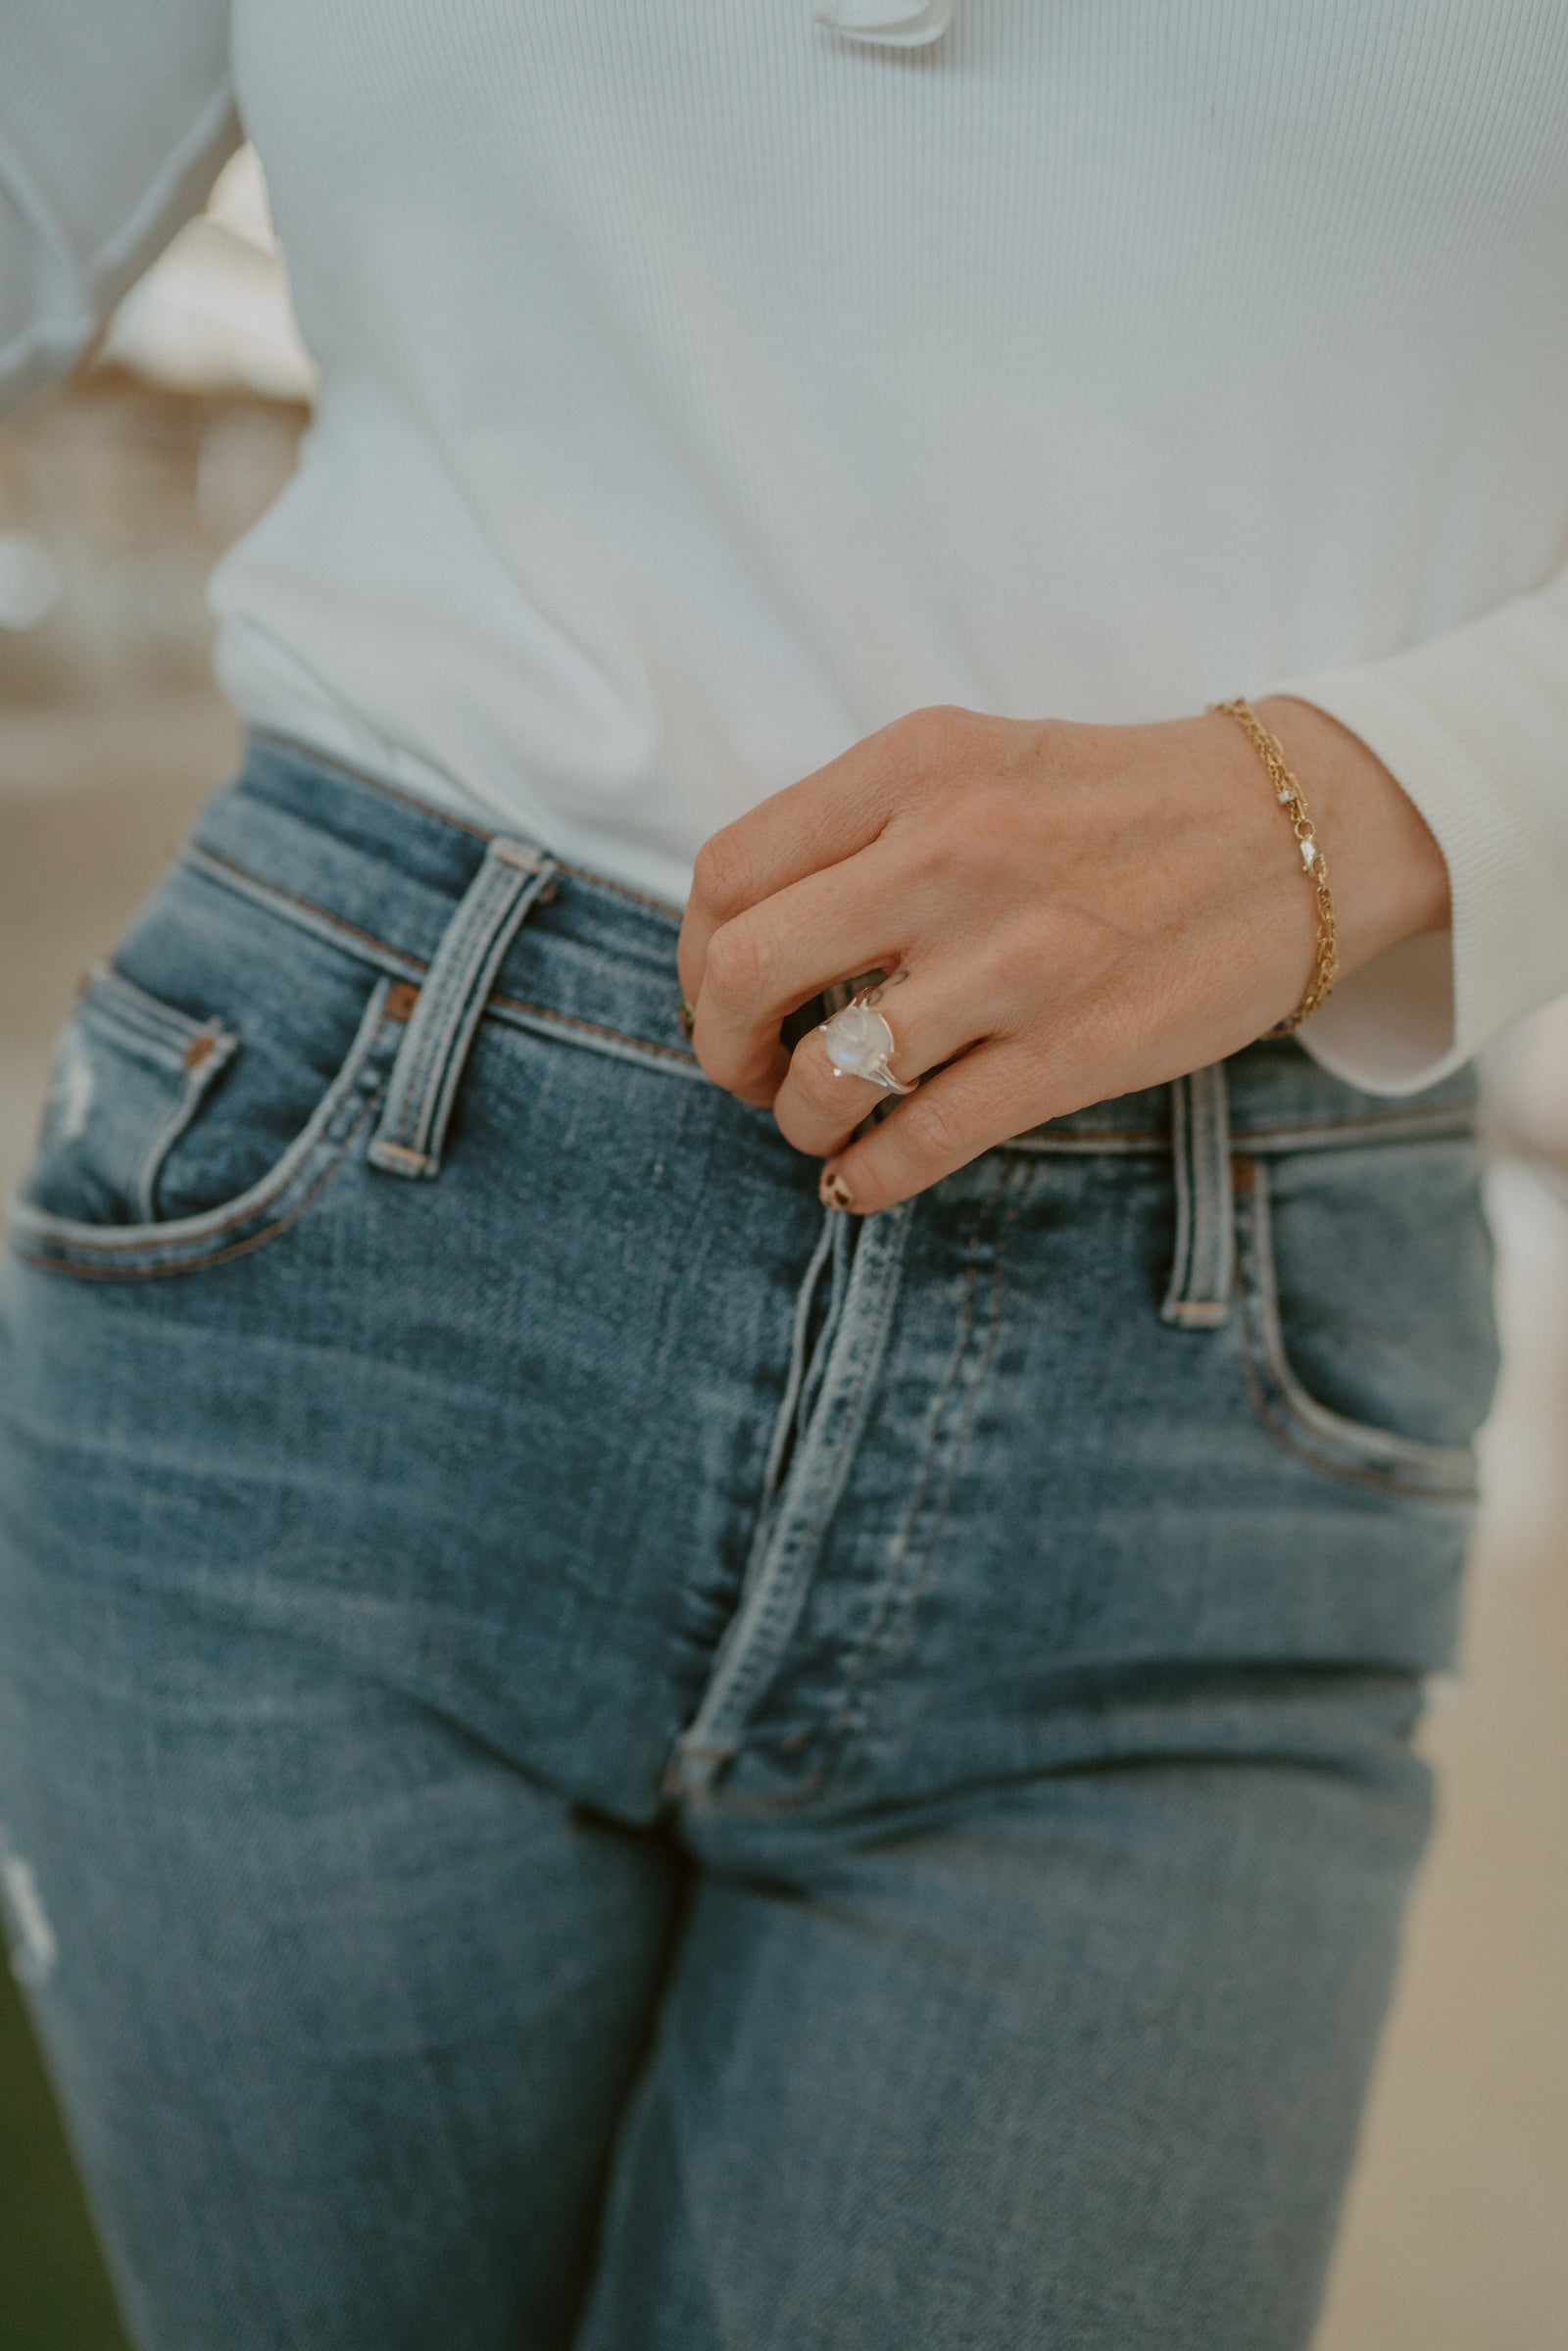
[894,1085,969,1166]
[774,1040,833,1116]
[697,1033,777,1103]
[895,769,1024,885]
[773,1091,829,1153]
[692,1029,738,1089]
[704,916,775,1006]
[911,700,970,743]
[691,829,754,924]
[996,712,1065,780]
[888,702,972,777]
[937,788,1015,867]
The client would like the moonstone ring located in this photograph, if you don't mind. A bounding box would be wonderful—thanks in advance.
[817,991,917,1095]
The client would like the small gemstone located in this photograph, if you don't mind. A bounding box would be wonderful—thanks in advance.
[821,1001,896,1079]
[1299,838,1317,868]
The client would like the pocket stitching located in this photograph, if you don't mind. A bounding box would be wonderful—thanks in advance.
[8,979,399,1275]
[133,1031,236,1224]
[184,846,702,1075]
[1235,1152,1479,1500]
[50,968,242,1223]
[78,961,226,1066]
[11,1098,379,1284]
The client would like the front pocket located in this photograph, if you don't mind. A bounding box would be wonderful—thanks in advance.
[9,975,409,1283]
[24,964,241,1228]
[1233,1149,1494,1500]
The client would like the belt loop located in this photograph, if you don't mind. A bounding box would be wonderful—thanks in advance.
[368,837,558,1180]
[1161,1060,1234,1328]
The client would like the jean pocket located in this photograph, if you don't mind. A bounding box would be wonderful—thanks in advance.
[24,962,241,1227]
[10,944,411,1283]
[1233,1141,1499,1501]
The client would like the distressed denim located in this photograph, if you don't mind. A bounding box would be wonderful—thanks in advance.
[0,735,1499,2351]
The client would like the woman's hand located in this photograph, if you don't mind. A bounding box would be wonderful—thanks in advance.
[676,697,1449,1213]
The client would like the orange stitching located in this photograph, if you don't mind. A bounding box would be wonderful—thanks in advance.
[366,1140,430,1173]
[1232,1156,1476,1501]
[1237,1342,1475,1502]
[188,847,697,1068]
[22,999,393,1254]
[844,1160,1022,1713]
[1233,1108,1474,1144]
[1004,1126,1165,1149]
[14,1102,376,1284]
[716,1169,1016,1820]
[190,846,424,969]
[488,993,693,1065]
[1005,1105,1472,1154]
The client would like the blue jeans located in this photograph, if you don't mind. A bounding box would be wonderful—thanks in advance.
[0,735,1499,2351]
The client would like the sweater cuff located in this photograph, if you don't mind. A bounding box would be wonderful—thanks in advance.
[1259,585,1568,1096]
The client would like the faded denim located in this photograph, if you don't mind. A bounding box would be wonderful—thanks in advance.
[0,735,1499,2351]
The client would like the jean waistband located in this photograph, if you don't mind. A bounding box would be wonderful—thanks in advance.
[187,730,1479,1165]
[188,732,696,1080]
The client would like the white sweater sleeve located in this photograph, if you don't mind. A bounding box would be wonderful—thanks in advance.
[1260,553,1568,1095]
[0,0,238,414]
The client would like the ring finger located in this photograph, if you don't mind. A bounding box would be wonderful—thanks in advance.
[771,966,995,1159]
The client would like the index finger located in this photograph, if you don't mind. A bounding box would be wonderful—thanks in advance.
[677,711,918,1004]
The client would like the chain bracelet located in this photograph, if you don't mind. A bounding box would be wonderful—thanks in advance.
[1207,696,1338,1037]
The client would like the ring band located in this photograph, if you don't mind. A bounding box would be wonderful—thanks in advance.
[817,991,917,1096]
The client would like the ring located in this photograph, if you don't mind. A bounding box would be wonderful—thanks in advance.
[817,990,918,1096]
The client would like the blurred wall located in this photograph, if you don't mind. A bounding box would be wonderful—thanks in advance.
[1,207,1566,2351]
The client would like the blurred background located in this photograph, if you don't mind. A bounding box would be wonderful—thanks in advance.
[1,154,1565,2351]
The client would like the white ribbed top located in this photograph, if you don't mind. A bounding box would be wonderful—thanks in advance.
[6,0,1568,1092]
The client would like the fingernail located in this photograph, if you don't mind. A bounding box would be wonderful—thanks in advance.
[819,1166,855,1212]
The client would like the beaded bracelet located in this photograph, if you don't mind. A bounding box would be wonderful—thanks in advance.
[1208,696,1338,1036]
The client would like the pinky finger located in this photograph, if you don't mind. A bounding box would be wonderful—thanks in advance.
[817,1044,1035,1215]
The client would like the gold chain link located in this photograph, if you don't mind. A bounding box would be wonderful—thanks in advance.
[1207,697,1338,1037]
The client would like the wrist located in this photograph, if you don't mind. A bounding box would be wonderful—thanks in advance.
[1251,693,1450,979]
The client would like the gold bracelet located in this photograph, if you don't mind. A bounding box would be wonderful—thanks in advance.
[1207,696,1338,1036]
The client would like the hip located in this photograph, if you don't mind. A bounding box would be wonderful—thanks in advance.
[0,731,1501,1825]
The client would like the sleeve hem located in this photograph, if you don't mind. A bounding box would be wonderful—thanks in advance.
[0,78,240,412]
[1257,647,1568,1094]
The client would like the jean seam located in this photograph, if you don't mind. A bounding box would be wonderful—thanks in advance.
[371,908,484,1157]
[1233,1154,1480,1500]
[1002,1106,1474,1156]
[368,847,556,1175]
[80,961,225,1060]
[10,1097,379,1284]
[662,1203,912,1802]
[1160,1062,1233,1329]
[818,1154,1023,1762]
[9,982,399,1273]
[182,845,701,1073]
[134,1021,241,1224]
[698,1161,1023,1820]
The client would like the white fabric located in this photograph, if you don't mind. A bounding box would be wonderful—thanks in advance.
[812,2,956,47]
[5,0,1568,1093]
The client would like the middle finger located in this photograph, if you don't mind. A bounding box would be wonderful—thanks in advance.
[691,839,945,1104]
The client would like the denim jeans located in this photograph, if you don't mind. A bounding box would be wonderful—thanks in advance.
[0,735,1499,2351]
